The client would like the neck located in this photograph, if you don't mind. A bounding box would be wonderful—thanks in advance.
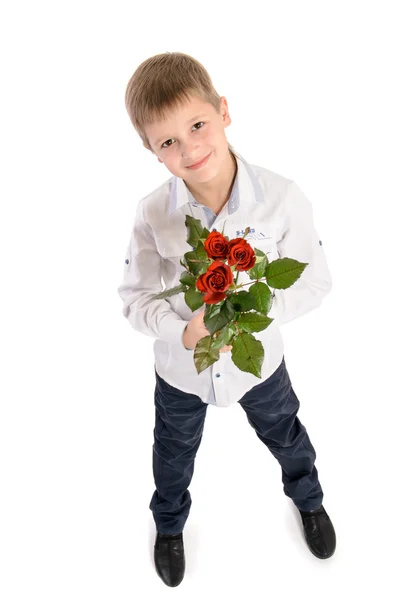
[184,150,237,215]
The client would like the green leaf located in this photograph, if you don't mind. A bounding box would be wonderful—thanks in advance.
[184,287,204,311]
[229,290,257,312]
[204,302,222,320]
[200,226,211,240]
[248,281,273,315]
[203,298,235,335]
[185,214,204,248]
[179,270,196,287]
[231,332,264,378]
[194,335,220,374]
[236,311,273,333]
[211,325,235,350]
[265,257,308,289]
[184,240,210,276]
[248,248,269,280]
[152,283,188,299]
[254,248,267,261]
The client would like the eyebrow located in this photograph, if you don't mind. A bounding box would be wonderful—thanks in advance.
[154,114,206,146]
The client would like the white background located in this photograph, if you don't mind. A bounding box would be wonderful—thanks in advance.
[1,1,396,598]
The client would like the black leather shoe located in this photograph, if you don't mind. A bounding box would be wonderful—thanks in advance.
[299,505,336,559]
[154,531,185,587]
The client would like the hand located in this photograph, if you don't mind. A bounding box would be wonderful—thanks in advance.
[214,329,233,353]
[183,308,232,353]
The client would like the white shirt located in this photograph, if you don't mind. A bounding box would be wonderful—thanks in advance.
[118,146,332,408]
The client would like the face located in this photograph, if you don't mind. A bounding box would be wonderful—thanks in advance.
[144,95,232,183]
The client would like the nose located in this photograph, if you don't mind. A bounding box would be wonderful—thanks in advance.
[181,141,199,159]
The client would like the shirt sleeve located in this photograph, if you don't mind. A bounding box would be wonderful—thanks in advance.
[117,199,190,347]
[267,181,333,326]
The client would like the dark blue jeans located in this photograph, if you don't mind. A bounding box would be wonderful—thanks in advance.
[149,356,323,535]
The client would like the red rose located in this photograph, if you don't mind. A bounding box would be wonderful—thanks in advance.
[227,238,256,271]
[196,260,234,304]
[204,231,229,260]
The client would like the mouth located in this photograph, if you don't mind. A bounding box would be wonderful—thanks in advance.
[186,152,211,170]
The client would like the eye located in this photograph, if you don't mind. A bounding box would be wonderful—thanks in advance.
[160,122,205,149]
[161,138,174,149]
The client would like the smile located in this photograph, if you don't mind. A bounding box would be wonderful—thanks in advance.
[187,152,211,170]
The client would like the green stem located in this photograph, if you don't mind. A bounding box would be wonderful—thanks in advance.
[234,280,257,290]
[232,270,240,291]
[234,276,268,290]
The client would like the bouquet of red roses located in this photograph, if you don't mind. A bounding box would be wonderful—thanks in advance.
[153,215,307,378]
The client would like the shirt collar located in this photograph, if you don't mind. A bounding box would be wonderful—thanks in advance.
[168,146,265,216]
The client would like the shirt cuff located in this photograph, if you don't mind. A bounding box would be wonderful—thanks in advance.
[182,324,194,350]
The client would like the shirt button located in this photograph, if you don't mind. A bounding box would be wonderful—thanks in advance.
[215,373,220,378]
[125,259,129,264]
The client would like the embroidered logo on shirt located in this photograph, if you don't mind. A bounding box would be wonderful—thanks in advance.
[236,228,269,241]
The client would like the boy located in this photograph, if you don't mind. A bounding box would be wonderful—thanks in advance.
[118,52,336,587]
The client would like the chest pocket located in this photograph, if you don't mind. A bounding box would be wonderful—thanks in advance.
[249,231,279,262]
[154,233,192,267]
[228,222,280,263]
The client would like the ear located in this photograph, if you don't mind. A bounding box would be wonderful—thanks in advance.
[219,96,232,128]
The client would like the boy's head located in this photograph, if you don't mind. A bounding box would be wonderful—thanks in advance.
[124,52,234,183]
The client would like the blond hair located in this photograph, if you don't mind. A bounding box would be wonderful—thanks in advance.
[125,51,231,153]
